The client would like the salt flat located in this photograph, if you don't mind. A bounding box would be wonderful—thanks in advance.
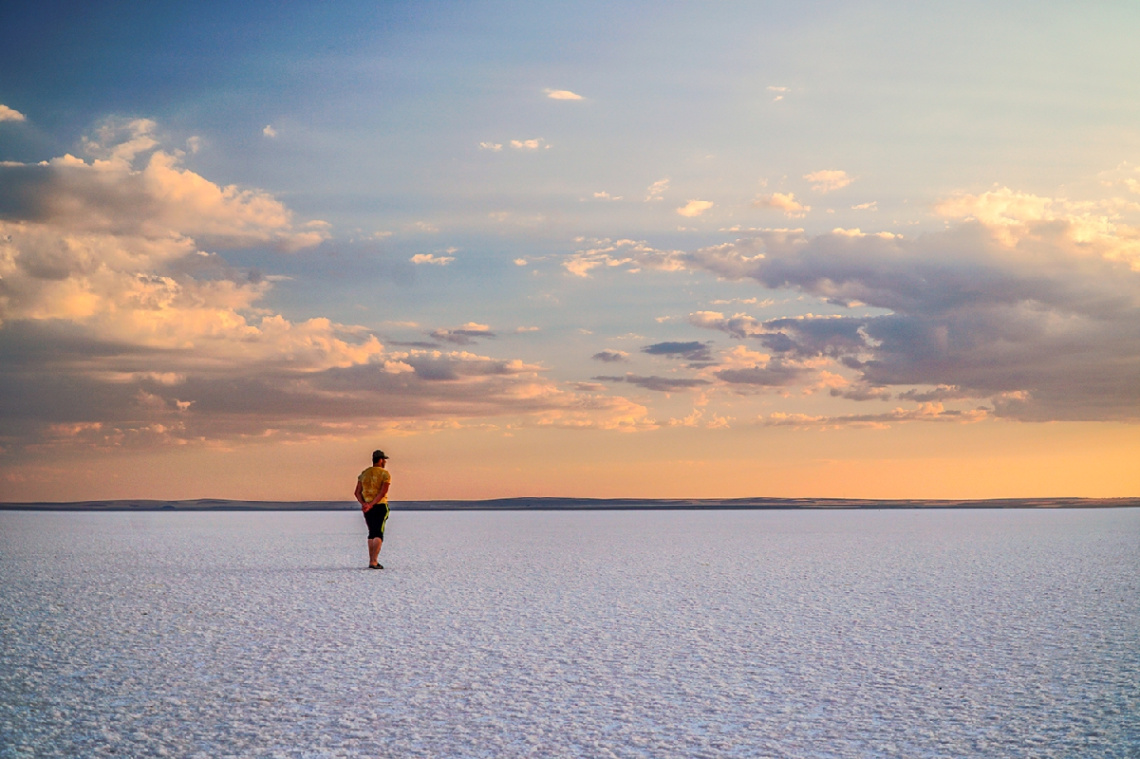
[1,508,1138,758]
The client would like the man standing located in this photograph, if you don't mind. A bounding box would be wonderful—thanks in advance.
[354,449,391,569]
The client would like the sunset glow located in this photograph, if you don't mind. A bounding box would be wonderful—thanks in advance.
[1,2,1138,501]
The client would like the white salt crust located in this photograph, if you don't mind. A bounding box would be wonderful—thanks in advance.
[1,508,1138,757]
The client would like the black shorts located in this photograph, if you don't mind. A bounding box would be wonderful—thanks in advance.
[364,504,389,540]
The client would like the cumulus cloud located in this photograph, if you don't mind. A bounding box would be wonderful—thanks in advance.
[687,311,763,338]
[0,104,27,122]
[410,252,455,265]
[592,350,629,363]
[478,142,503,151]
[804,170,853,193]
[262,125,277,138]
[767,86,790,102]
[430,323,495,345]
[510,138,547,151]
[679,215,1140,421]
[0,118,328,251]
[31,341,643,439]
[562,238,686,278]
[544,89,584,100]
[676,199,714,218]
[753,192,810,217]
[0,121,649,453]
[557,184,1140,422]
[664,407,732,429]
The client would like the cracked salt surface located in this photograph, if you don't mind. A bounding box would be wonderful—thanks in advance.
[1,508,1138,758]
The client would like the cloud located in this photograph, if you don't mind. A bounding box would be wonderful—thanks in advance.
[755,316,868,358]
[641,341,714,363]
[664,407,732,429]
[593,374,711,393]
[933,187,1140,268]
[0,104,26,122]
[677,214,1140,421]
[0,118,328,252]
[410,253,455,265]
[804,170,853,193]
[558,184,1140,421]
[767,86,790,102]
[98,343,640,435]
[1098,162,1140,195]
[592,350,628,363]
[262,125,277,138]
[0,299,649,449]
[830,383,893,402]
[676,199,714,218]
[646,178,670,202]
[934,187,1053,228]
[430,323,495,345]
[852,201,877,211]
[562,238,686,278]
[533,394,655,432]
[478,142,503,152]
[80,117,160,162]
[753,192,810,217]
[510,138,547,151]
[687,311,763,338]
[761,403,988,429]
[544,89,584,100]
[896,385,971,403]
[701,344,813,389]
[708,297,770,307]
[0,120,652,453]
[715,360,808,387]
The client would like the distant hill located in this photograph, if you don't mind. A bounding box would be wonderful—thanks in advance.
[2,497,1138,511]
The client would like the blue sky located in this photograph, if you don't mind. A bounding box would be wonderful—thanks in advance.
[2,1,1139,500]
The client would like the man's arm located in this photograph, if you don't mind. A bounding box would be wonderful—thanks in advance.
[371,481,390,507]
[355,480,368,511]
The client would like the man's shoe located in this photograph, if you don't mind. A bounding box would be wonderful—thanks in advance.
[368,563,384,570]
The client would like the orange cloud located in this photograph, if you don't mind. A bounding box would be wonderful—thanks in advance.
[753,192,810,217]
[543,88,584,100]
[0,121,657,454]
[676,199,714,217]
[803,170,853,193]
[0,104,26,122]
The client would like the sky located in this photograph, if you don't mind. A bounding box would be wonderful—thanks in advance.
[1,0,1139,501]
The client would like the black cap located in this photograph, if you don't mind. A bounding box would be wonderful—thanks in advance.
[373,449,388,460]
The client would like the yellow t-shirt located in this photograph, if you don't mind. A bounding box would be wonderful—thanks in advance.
[358,466,391,504]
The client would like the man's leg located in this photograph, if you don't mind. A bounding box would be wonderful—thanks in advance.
[368,537,383,566]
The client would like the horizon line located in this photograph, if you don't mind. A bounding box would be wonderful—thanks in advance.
[3,496,1138,511]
